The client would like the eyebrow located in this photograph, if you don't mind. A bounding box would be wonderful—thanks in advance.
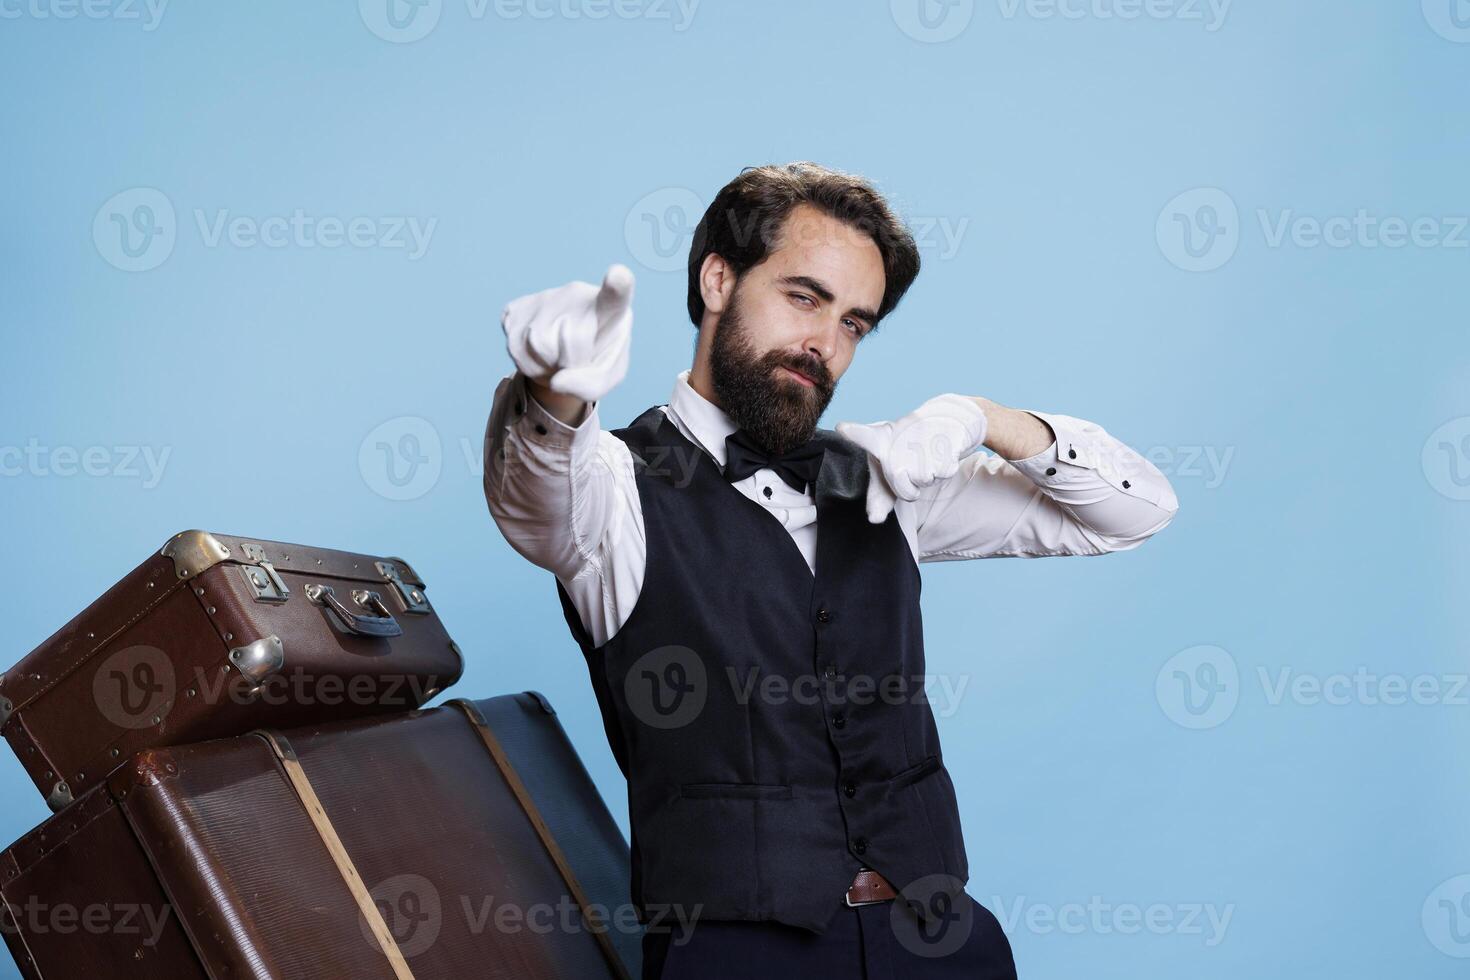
[777,275,880,332]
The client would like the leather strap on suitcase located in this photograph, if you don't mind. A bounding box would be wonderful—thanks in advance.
[257,731,417,980]
[449,698,633,980]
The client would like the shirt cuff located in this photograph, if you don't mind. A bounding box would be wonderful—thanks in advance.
[510,371,598,450]
[1013,410,1179,511]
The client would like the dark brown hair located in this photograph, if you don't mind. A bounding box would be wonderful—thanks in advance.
[686,162,920,331]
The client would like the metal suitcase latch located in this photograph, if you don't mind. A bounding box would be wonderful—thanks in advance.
[240,543,290,602]
[376,561,431,615]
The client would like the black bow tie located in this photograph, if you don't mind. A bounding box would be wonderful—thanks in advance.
[722,428,826,494]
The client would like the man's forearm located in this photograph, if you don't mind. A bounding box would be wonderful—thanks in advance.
[969,396,1056,461]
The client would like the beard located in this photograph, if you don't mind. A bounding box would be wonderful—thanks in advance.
[708,284,836,455]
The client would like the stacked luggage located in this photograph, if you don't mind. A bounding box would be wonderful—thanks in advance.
[0,530,638,979]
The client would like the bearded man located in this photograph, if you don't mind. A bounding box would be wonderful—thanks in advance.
[483,161,1179,980]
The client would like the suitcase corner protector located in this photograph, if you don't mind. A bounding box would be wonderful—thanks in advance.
[159,529,233,580]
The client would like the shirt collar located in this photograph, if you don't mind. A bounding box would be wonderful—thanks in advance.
[667,368,739,468]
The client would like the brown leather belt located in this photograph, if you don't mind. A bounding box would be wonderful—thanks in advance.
[845,867,898,907]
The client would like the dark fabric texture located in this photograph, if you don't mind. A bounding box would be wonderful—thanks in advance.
[641,895,1017,980]
[553,405,971,936]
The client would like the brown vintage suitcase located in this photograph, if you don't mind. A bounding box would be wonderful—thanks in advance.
[0,530,464,811]
[0,692,639,980]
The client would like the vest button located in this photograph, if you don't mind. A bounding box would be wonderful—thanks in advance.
[763,486,773,498]
[535,423,548,435]
[832,711,846,729]
[843,781,856,798]
[816,608,831,624]
[823,663,837,680]
[853,837,868,855]
[1045,467,1057,476]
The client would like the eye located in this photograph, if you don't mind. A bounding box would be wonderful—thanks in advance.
[843,319,865,337]
[789,292,816,308]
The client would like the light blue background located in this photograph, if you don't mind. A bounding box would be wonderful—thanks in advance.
[2,1,1467,977]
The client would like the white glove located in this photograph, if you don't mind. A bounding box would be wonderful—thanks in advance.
[835,394,989,524]
[500,263,635,404]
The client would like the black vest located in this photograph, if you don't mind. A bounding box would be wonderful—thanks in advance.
[553,405,970,934]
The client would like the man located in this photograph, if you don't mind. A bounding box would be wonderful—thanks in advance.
[483,162,1179,979]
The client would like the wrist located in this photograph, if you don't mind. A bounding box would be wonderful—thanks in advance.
[525,375,592,428]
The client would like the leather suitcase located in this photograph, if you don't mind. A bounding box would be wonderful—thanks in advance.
[0,530,464,811]
[0,692,639,980]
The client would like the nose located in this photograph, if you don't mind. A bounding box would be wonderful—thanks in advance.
[802,317,841,366]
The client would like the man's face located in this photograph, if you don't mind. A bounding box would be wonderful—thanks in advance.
[709,204,887,455]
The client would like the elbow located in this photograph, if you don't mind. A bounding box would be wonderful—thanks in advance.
[1091,488,1179,553]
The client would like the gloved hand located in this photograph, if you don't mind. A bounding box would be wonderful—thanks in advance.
[500,263,635,404]
[836,394,990,524]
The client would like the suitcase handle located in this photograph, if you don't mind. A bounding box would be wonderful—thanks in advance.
[303,584,404,638]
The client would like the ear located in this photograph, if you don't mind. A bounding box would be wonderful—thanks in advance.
[699,252,736,316]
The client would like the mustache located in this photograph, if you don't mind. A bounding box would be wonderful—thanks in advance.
[773,354,831,389]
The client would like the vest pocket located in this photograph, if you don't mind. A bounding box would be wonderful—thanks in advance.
[679,781,794,800]
[886,754,941,790]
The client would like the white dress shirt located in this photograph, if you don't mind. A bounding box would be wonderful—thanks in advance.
[484,368,1179,648]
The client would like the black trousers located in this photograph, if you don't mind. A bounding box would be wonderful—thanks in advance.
[641,893,1018,979]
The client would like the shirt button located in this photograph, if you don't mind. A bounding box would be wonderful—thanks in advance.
[843,781,857,798]
[763,486,773,498]
[852,837,868,855]
[1045,467,1057,476]
[816,608,831,624]
[1122,480,1131,489]
[1067,448,1077,459]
